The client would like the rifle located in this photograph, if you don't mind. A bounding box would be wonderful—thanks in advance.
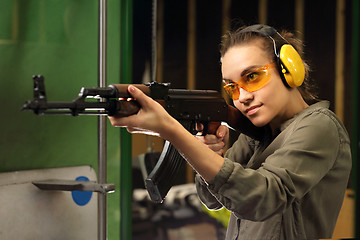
[22,75,264,203]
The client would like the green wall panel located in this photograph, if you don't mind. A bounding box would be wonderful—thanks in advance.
[0,0,122,239]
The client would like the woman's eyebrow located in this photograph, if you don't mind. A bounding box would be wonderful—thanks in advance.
[223,64,263,82]
[240,65,261,77]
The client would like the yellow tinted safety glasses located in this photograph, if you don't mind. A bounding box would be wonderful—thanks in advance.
[223,62,277,100]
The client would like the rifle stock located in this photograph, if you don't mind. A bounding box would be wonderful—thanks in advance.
[22,75,264,202]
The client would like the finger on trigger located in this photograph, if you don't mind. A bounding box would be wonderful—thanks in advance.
[217,125,227,138]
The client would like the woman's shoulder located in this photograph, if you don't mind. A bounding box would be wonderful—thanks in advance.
[298,101,343,127]
[290,100,350,144]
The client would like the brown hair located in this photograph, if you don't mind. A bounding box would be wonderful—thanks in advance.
[220,26,318,104]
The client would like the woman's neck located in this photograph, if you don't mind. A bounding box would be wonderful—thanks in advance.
[269,89,309,133]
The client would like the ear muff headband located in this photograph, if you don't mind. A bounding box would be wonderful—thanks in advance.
[239,24,305,88]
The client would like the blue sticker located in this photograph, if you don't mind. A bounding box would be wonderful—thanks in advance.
[71,176,93,206]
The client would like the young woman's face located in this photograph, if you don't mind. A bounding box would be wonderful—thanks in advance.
[221,40,293,128]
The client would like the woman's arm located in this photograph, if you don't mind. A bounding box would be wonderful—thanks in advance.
[108,85,225,182]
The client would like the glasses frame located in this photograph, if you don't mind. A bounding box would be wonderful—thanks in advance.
[223,62,277,100]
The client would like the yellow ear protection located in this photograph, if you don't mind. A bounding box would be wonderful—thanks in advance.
[239,24,305,88]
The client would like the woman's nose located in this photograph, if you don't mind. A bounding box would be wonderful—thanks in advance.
[238,87,254,103]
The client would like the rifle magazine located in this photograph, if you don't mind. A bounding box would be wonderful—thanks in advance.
[145,141,185,203]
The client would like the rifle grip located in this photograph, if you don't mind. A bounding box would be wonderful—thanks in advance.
[205,121,221,135]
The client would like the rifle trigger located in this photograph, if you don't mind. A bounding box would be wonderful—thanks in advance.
[202,122,208,136]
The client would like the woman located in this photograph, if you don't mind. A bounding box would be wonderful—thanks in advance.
[109,24,351,239]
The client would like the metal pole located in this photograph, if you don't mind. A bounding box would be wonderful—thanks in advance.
[98,0,107,239]
[120,0,133,239]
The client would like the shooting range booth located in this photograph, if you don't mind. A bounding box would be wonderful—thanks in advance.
[0,0,359,240]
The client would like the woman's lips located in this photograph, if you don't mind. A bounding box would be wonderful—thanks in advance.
[245,105,261,116]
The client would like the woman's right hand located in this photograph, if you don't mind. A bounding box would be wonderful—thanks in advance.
[109,85,226,182]
[196,124,229,156]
